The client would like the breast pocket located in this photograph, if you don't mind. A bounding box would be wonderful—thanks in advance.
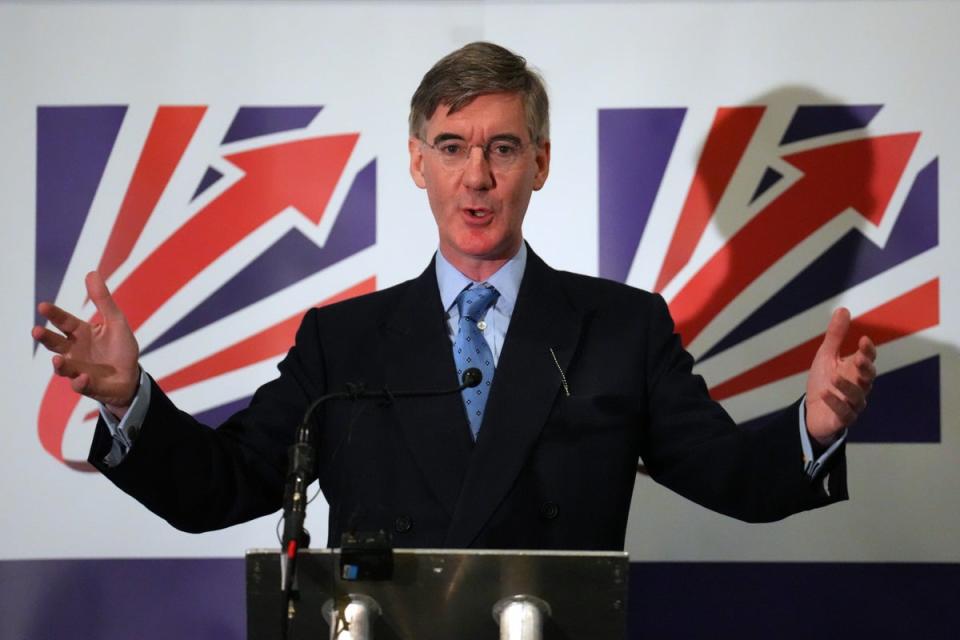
[544,394,641,439]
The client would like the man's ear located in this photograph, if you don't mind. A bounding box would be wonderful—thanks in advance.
[409,137,427,189]
[532,140,551,191]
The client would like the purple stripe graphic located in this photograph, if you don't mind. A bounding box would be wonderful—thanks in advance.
[0,558,244,640]
[192,166,225,201]
[35,106,127,330]
[142,159,376,355]
[195,395,254,429]
[780,104,882,144]
[750,166,783,203]
[629,562,958,639]
[598,108,685,283]
[2,558,956,639]
[222,106,323,144]
[847,355,940,443]
[702,158,938,361]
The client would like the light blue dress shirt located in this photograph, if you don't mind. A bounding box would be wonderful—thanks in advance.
[434,242,527,366]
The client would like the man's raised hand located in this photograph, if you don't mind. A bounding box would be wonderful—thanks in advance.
[32,271,140,416]
[805,307,877,445]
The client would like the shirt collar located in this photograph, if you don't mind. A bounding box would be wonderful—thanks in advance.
[435,242,527,316]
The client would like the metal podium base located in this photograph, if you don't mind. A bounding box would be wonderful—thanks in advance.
[322,594,381,640]
[247,548,628,640]
[494,594,552,640]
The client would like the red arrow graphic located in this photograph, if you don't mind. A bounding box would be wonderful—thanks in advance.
[37,375,86,469]
[39,133,360,466]
[710,278,938,401]
[111,133,359,332]
[668,133,920,346]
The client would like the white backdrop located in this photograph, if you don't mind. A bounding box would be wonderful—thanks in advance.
[1,0,957,564]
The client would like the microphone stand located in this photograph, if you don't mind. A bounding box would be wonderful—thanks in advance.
[279,368,483,639]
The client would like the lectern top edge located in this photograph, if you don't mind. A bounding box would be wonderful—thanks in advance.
[247,547,629,559]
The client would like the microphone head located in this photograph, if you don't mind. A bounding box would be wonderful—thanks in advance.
[461,368,483,388]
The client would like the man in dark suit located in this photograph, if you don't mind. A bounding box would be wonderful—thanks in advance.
[32,42,876,550]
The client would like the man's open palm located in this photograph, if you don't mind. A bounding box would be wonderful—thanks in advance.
[805,307,877,444]
[32,271,140,414]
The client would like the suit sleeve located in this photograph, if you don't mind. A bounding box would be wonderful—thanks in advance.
[88,308,326,533]
[639,294,847,523]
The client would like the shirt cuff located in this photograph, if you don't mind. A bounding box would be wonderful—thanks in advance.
[798,395,846,480]
[98,369,151,467]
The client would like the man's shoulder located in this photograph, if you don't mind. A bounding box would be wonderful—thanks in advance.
[542,261,662,310]
[308,273,426,325]
[519,246,668,323]
[554,267,649,294]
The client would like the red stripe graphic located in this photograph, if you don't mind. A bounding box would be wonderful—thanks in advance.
[669,133,920,346]
[710,279,939,401]
[655,107,765,292]
[97,106,207,282]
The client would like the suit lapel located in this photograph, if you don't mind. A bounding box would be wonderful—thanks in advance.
[380,259,472,518]
[444,248,583,547]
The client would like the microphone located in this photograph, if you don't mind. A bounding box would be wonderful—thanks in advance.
[279,368,482,636]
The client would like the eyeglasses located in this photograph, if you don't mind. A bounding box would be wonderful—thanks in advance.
[421,137,532,171]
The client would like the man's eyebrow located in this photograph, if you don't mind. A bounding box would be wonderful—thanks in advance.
[432,132,466,144]
[487,133,524,145]
[431,133,526,145]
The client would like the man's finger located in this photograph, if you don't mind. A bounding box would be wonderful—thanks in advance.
[86,271,123,321]
[32,326,69,354]
[821,391,856,427]
[818,307,851,358]
[70,373,91,396]
[858,335,877,361]
[37,302,81,335]
[51,354,77,379]
[51,354,68,377]
[852,353,876,386]
[52,355,89,382]
[834,375,867,413]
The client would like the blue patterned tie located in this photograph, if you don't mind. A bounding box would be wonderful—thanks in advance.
[453,285,500,439]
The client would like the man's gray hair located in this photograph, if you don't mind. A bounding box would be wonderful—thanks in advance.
[409,42,550,145]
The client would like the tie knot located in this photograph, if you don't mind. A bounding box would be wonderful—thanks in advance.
[456,285,499,321]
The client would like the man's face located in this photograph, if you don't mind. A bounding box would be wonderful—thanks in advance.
[409,92,550,273]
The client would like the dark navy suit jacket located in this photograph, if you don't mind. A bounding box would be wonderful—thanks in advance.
[90,247,845,550]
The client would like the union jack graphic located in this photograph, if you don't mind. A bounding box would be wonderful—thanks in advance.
[34,105,376,469]
[599,105,940,443]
